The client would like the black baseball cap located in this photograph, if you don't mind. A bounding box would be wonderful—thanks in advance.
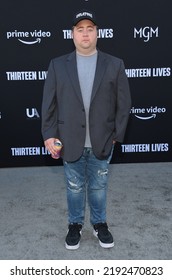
[73,10,97,26]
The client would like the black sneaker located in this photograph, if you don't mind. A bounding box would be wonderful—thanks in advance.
[65,223,82,250]
[93,223,114,248]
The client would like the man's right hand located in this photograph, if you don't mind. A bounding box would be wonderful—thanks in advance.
[44,138,60,157]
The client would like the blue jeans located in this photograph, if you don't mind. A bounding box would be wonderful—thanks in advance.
[63,147,114,225]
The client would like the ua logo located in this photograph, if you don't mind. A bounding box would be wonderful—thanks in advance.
[26,108,40,118]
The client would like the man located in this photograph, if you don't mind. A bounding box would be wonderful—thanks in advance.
[41,10,131,250]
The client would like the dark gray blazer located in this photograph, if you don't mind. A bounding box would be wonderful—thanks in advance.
[41,50,131,162]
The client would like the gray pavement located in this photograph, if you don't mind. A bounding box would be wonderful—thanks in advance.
[0,162,172,260]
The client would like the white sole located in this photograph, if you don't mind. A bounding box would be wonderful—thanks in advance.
[65,241,80,250]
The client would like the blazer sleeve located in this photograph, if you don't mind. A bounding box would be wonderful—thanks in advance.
[41,60,59,141]
[114,60,131,142]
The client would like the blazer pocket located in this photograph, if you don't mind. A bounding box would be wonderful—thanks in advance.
[57,120,64,124]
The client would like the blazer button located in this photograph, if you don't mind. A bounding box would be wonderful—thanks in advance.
[82,125,85,128]
[82,108,85,112]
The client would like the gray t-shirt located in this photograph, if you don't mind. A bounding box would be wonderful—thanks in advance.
[76,51,97,147]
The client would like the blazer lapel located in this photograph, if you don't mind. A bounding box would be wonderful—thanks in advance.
[66,51,83,105]
[91,51,107,103]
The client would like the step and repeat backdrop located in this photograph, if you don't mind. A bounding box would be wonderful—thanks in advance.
[0,0,172,167]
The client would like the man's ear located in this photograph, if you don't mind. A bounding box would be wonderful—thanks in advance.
[96,26,99,36]
[71,27,74,39]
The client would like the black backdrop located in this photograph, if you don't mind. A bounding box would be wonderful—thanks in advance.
[0,0,172,167]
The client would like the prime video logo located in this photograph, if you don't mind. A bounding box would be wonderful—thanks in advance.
[130,106,166,120]
[6,30,51,45]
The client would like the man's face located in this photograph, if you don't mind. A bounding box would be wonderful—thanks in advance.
[72,19,97,55]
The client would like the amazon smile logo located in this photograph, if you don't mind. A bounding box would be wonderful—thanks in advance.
[6,30,51,45]
[130,106,166,120]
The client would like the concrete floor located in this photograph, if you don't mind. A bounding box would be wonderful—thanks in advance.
[0,162,172,260]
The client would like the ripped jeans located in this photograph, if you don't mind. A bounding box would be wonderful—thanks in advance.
[63,147,114,225]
